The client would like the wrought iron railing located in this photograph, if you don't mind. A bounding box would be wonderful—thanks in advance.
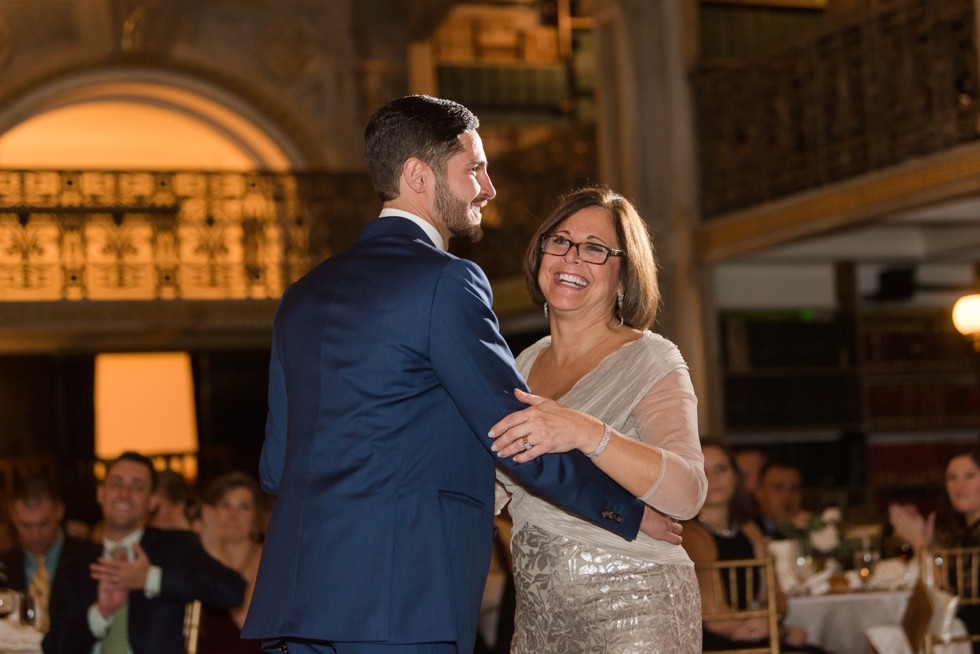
[694,0,980,218]
[0,170,374,301]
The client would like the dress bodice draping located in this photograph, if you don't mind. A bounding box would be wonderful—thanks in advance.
[497,330,705,565]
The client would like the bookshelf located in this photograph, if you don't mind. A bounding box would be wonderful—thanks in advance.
[720,308,980,513]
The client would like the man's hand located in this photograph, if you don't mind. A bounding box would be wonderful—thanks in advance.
[91,546,132,619]
[639,507,682,545]
[90,543,151,593]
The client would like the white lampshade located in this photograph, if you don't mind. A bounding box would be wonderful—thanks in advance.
[952,293,980,335]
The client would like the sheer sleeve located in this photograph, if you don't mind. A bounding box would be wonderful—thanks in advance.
[634,368,706,519]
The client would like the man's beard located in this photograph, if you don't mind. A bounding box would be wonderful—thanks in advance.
[435,175,483,243]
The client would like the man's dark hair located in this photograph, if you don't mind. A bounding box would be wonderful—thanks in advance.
[364,94,480,201]
[758,458,801,483]
[105,451,159,491]
[12,474,62,508]
[155,469,195,506]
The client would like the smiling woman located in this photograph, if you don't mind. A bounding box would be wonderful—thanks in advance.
[493,186,707,653]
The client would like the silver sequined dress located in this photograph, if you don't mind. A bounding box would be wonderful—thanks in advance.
[497,331,706,654]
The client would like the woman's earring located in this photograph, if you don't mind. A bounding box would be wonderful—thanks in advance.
[616,291,624,327]
[543,301,549,318]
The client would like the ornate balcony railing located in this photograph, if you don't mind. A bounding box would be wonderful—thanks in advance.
[0,125,596,307]
[0,170,374,302]
[694,0,980,218]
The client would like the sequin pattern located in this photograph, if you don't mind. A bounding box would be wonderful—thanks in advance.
[509,524,702,654]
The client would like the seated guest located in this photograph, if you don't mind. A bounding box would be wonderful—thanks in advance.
[149,469,196,531]
[889,443,980,653]
[42,452,245,654]
[753,459,812,539]
[196,471,264,653]
[0,475,100,632]
[685,438,827,653]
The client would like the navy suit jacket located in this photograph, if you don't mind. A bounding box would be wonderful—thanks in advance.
[242,217,645,650]
[42,527,246,654]
[0,535,100,594]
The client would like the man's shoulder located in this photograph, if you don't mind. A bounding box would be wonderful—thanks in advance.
[141,525,197,545]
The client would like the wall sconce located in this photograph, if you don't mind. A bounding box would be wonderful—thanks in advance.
[953,293,980,351]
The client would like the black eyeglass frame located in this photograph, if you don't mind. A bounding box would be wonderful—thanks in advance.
[540,234,625,265]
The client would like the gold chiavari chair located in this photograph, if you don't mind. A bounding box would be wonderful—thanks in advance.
[700,556,781,654]
[923,546,980,654]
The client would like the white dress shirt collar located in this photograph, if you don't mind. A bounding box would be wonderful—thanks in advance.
[103,528,144,558]
[379,208,446,251]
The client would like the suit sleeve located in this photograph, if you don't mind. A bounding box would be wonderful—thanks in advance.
[42,558,98,654]
[429,258,644,541]
[258,300,288,497]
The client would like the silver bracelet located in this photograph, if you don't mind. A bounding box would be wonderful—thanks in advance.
[588,423,612,459]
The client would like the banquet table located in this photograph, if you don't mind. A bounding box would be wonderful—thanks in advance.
[0,619,41,653]
[785,589,909,654]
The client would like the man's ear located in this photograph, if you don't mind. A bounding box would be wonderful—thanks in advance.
[402,157,428,194]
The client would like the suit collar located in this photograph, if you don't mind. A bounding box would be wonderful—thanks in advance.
[378,209,445,250]
[358,215,440,250]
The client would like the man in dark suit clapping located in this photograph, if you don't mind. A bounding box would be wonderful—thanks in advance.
[42,452,245,654]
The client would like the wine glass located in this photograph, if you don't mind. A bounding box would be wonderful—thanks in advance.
[792,539,814,592]
[853,546,880,587]
[20,593,36,626]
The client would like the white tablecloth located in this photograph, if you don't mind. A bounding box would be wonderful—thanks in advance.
[0,619,42,653]
[786,590,909,653]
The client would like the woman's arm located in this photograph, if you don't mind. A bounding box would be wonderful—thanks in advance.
[489,369,706,519]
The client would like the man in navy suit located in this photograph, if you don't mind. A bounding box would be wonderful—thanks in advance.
[242,95,675,654]
[42,452,245,654]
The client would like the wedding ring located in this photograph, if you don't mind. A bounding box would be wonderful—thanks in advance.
[522,437,532,451]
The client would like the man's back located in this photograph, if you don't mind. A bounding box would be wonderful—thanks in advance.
[248,218,510,645]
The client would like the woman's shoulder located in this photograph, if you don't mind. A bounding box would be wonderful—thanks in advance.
[633,331,687,366]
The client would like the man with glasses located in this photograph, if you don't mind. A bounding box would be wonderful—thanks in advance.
[242,95,678,654]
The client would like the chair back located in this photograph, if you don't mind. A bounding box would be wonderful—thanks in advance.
[700,556,781,654]
[184,600,202,654]
[923,545,980,654]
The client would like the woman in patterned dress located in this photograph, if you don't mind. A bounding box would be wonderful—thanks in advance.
[490,187,707,653]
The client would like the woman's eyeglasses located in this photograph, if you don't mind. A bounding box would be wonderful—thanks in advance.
[540,234,624,265]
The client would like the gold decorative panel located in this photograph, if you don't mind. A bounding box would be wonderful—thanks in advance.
[0,170,320,301]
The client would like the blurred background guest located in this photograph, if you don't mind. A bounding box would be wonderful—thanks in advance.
[684,438,826,653]
[43,451,245,654]
[889,443,980,652]
[196,471,264,654]
[0,475,100,633]
[149,469,197,532]
[754,460,812,539]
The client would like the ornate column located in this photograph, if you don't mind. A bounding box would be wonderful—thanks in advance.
[591,0,722,436]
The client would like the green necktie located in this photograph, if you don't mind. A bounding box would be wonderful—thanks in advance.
[100,601,128,654]
[100,546,130,654]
